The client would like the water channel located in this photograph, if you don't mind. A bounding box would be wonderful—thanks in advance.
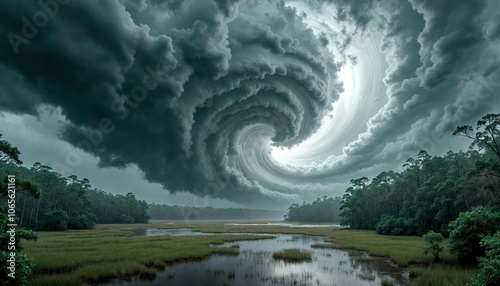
[107,229,410,286]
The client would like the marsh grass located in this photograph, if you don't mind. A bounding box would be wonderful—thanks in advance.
[272,248,312,262]
[25,221,478,286]
[311,243,338,249]
[24,223,272,286]
[411,264,477,286]
[180,221,477,285]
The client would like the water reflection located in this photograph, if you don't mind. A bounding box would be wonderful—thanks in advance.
[225,222,341,228]
[130,228,270,237]
[107,233,410,286]
[130,228,210,237]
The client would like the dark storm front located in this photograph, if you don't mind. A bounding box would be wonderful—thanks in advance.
[106,234,409,286]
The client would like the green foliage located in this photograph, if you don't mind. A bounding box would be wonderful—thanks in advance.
[341,113,500,236]
[284,196,341,222]
[0,161,149,229]
[68,211,97,230]
[0,133,150,284]
[0,133,22,164]
[453,113,500,162]
[341,150,484,234]
[448,206,500,265]
[87,191,149,224]
[468,232,500,286]
[453,113,500,202]
[119,214,134,224]
[380,278,395,286]
[376,215,414,235]
[0,212,38,286]
[423,231,444,262]
[0,135,38,285]
[0,251,35,286]
[39,209,70,231]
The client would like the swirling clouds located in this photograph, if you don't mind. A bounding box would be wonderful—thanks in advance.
[0,0,499,209]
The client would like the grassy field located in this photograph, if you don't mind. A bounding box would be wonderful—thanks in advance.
[23,220,477,286]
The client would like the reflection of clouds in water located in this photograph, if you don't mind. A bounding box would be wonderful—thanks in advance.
[116,233,409,286]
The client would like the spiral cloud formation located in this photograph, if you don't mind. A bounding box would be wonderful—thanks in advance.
[0,0,499,208]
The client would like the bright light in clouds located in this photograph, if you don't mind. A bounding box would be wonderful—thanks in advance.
[271,64,356,164]
[271,2,388,166]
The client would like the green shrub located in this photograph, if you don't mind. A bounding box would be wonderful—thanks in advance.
[376,215,414,235]
[68,211,97,230]
[423,231,444,262]
[119,214,134,224]
[39,209,70,231]
[468,232,500,286]
[448,206,500,265]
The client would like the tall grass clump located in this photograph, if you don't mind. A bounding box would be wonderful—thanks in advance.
[272,248,312,262]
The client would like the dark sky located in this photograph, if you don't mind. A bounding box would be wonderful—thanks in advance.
[0,0,499,210]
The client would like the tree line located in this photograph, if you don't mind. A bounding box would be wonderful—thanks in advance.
[0,140,149,231]
[283,196,341,222]
[0,133,150,285]
[148,204,284,220]
[339,114,499,236]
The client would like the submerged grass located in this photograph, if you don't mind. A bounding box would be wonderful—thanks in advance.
[24,221,478,286]
[272,248,312,262]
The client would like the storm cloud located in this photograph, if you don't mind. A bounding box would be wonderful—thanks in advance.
[0,0,499,208]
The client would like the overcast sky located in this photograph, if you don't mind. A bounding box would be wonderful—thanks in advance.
[1,0,499,210]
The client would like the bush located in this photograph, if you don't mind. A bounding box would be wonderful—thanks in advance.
[468,232,500,286]
[376,215,414,235]
[68,211,97,229]
[0,251,35,286]
[39,209,70,231]
[423,231,444,262]
[120,214,134,224]
[376,215,397,235]
[448,206,500,265]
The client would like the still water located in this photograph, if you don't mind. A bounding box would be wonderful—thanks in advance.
[109,230,410,286]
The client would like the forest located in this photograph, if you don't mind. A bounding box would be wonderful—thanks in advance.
[281,114,500,284]
[283,196,341,222]
[339,114,500,236]
[148,204,284,220]
[284,114,499,235]
[0,144,149,231]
